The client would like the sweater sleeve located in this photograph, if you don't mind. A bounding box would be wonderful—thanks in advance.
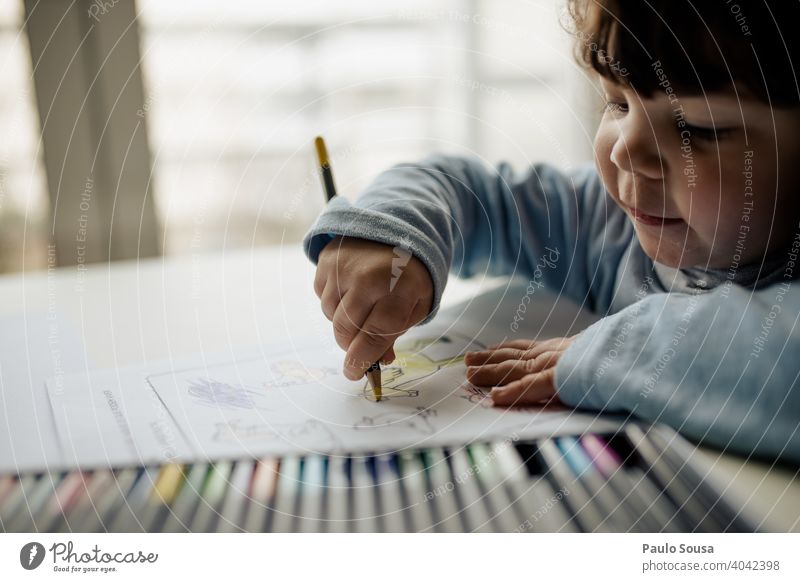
[555,280,800,464]
[303,152,633,321]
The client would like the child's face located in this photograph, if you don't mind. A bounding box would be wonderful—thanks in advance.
[594,77,800,269]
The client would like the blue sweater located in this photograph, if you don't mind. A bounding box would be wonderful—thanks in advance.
[303,154,800,464]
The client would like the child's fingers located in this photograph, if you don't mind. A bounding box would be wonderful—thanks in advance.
[380,346,396,365]
[467,360,530,386]
[478,341,554,362]
[408,296,431,328]
[314,237,343,299]
[467,352,559,387]
[489,337,573,353]
[464,347,528,365]
[313,268,327,298]
[490,368,557,407]
[487,339,537,350]
[344,295,417,380]
[525,350,560,370]
[331,291,373,351]
[319,279,344,321]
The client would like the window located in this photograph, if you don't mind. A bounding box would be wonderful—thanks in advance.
[0,0,49,273]
[138,0,594,256]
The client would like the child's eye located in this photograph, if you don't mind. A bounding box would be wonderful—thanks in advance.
[683,124,734,142]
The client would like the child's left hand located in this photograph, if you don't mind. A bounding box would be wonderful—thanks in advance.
[464,336,578,406]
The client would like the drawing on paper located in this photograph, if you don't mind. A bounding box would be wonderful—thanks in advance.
[187,378,270,410]
[353,406,438,435]
[185,358,338,411]
[460,383,492,407]
[360,333,484,402]
[263,359,338,389]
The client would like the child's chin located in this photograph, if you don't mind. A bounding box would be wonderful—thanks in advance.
[638,239,705,270]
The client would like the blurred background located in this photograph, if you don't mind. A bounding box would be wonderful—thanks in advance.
[0,0,601,274]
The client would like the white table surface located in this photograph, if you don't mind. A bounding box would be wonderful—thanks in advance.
[0,245,797,531]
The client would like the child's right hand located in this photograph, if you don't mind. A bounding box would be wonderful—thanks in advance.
[314,235,434,380]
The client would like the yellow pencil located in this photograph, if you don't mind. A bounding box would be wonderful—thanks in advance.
[151,464,185,504]
[313,136,382,401]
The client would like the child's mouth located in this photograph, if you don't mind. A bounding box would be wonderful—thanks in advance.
[628,206,684,227]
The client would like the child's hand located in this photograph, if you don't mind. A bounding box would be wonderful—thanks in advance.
[464,336,578,406]
[314,235,434,380]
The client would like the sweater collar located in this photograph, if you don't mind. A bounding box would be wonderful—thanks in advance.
[652,250,791,294]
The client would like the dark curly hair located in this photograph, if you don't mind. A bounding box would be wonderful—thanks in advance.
[565,0,800,105]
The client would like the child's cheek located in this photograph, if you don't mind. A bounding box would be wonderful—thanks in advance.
[593,124,619,200]
[682,171,730,238]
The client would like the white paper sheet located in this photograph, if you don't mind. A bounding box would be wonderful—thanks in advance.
[46,315,619,469]
[144,330,619,460]
[46,367,194,469]
[0,313,87,473]
[40,284,617,469]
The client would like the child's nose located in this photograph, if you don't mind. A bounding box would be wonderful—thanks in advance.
[609,116,664,181]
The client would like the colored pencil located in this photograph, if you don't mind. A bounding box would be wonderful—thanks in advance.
[558,436,642,531]
[244,458,280,532]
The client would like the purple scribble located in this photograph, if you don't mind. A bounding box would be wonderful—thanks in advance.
[187,378,264,410]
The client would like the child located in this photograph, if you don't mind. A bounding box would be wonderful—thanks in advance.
[304,0,800,463]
